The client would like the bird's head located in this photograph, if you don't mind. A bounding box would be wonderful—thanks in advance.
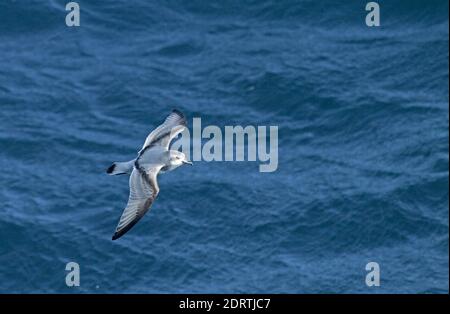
[170,151,193,167]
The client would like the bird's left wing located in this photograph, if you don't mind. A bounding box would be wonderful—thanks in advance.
[139,109,187,153]
[112,165,163,240]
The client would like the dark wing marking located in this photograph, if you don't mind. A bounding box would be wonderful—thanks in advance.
[112,165,162,240]
[139,109,187,152]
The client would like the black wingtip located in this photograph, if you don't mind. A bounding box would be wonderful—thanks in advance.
[111,218,142,241]
[112,229,126,240]
[106,163,116,174]
[172,108,185,118]
[172,108,187,126]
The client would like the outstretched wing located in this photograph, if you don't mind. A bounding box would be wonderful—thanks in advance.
[112,165,163,240]
[140,109,187,152]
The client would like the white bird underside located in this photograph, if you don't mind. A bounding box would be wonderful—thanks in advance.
[111,109,187,240]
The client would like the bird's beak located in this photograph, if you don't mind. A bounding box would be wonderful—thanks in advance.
[182,160,193,165]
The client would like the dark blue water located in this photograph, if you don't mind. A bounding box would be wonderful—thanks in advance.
[0,0,448,293]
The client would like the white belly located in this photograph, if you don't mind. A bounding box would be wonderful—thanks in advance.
[137,146,169,170]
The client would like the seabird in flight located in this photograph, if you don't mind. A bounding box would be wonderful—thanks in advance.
[106,109,192,240]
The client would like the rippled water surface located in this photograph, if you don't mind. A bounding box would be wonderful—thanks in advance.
[0,0,448,293]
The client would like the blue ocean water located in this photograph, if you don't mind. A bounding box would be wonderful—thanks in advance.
[0,0,448,293]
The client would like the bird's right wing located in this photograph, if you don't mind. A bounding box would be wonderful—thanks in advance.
[112,165,163,240]
[139,109,187,153]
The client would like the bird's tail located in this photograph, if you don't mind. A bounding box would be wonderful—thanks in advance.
[106,160,134,175]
